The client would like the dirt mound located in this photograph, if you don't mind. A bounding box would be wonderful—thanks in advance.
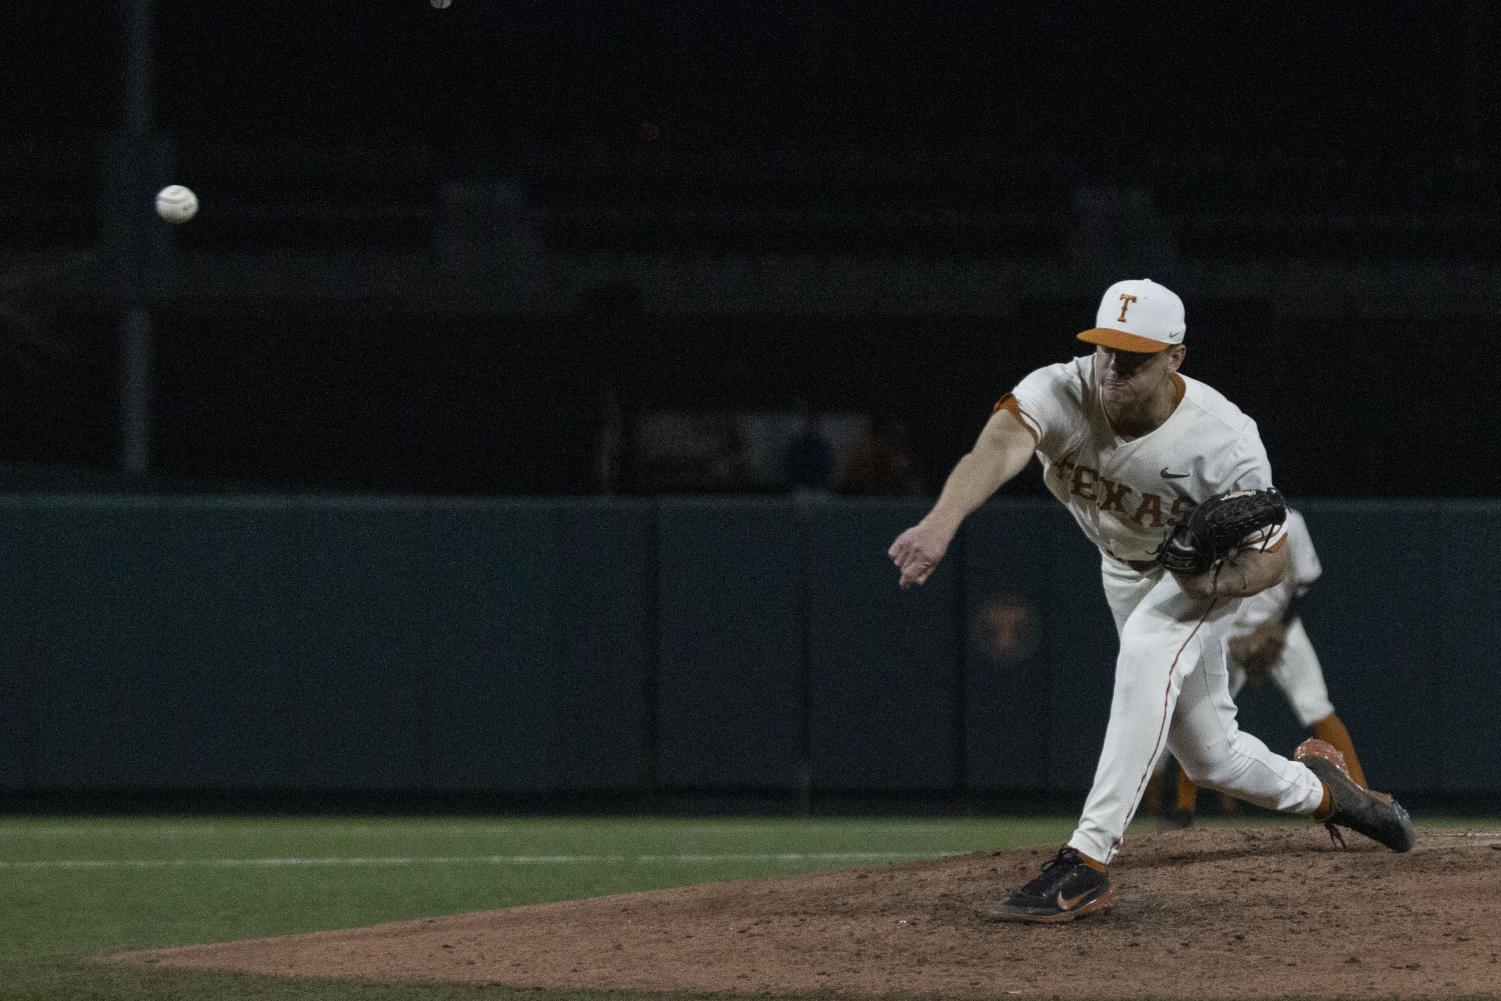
[109,826,1501,999]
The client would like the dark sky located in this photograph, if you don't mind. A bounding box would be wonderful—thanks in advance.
[9,2,1496,161]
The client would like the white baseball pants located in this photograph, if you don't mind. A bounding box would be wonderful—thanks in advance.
[1067,556,1326,864]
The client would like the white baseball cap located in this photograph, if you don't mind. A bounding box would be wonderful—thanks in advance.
[1076,278,1186,353]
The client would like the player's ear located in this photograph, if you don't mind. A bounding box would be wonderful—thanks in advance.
[1166,345,1186,372]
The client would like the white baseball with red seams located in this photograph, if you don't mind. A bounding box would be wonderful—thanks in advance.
[154,184,198,223]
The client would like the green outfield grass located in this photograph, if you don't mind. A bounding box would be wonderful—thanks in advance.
[0,814,1491,1001]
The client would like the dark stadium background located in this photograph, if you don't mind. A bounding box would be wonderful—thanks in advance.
[3,0,1497,498]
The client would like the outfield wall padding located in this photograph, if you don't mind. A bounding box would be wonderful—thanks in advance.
[0,495,1493,798]
[655,499,805,790]
[804,500,960,791]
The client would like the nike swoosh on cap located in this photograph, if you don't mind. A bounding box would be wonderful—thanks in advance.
[1160,468,1190,479]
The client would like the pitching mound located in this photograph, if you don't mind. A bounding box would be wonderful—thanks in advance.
[109,826,1500,999]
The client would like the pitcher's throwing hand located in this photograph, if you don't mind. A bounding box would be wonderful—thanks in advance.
[888,523,951,589]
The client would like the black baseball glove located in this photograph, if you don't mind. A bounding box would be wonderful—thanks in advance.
[1155,487,1287,575]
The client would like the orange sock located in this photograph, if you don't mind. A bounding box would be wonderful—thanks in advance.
[1175,764,1200,815]
[1313,782,1333,821]
[1143,772,1165,815]
[1077,850,1107,872]
[1311,714,1367,787]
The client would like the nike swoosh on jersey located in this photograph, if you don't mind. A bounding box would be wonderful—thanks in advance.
[1160,467,1190,479]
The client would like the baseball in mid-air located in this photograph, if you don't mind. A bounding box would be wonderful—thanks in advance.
[155,184,198,224]
[431,0,452,8]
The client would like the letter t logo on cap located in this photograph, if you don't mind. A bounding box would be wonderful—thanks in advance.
[1116,294,1138,323]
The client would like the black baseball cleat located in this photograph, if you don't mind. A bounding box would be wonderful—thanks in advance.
[1295,738,1416,852]
[978,846,1114,924]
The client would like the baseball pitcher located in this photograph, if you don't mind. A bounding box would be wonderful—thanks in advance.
[889,279,1414,924]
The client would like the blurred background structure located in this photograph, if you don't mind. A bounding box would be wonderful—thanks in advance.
[2,2,1499,810]
[5,0,1499,497]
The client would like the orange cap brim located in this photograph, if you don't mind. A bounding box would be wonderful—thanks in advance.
[1076,328,1173,353]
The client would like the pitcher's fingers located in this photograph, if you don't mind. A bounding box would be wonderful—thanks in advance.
[900,564,930,589]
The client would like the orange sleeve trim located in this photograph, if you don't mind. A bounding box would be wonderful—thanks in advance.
[993,394,1041,445]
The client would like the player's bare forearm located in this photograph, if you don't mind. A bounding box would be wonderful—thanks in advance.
[1173,541,1290,599]
[888,408,1035,589]
[923,454,1007,535]
[925,410,1035,530]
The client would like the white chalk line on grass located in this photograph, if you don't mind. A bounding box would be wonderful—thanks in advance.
[0,851,960,871]
[0,824,522,838]
[0,821,981,838]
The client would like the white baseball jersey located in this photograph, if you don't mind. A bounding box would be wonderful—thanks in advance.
[999,354,1287,564]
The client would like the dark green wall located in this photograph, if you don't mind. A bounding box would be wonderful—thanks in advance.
[0,495,1493,798]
